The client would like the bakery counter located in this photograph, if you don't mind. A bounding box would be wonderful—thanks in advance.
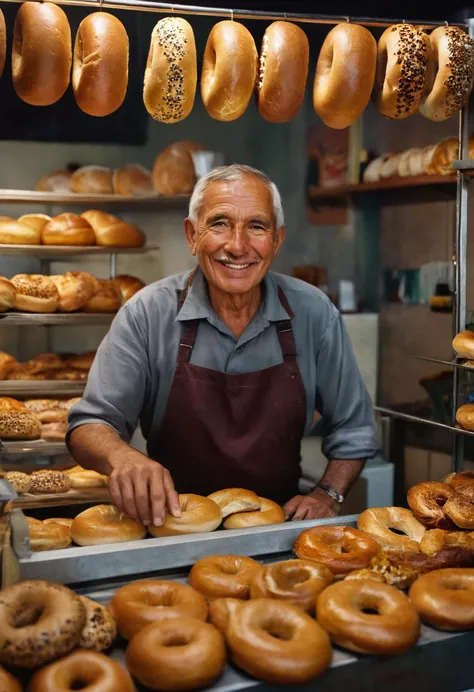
[14,515,474,692]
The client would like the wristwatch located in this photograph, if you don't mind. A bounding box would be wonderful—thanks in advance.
[316,483,344,504]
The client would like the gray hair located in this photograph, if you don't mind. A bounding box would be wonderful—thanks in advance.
[188,164,285,228]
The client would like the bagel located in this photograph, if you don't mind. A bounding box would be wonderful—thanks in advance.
[0,410,42,440]
[148,493,222,537]
[420,26,474,121]
[207,487,261,517]
[29,470,71,495]
[409,568,474,630]
[201,20,257,121]
[317,579,420,654]
[12,1,72,106]
[11,274,58,313]
[357,506,426,551]
[78,596,117,651]
[5,471,31,493]
[453,330,474,360]
[223,497,284,529]
[226,598,332,684]
[0,580,85,668]
[50,272,96,312]
[208,597,242,632]
[189,555,262,600]
[144,16,197,123]
[456,403,474,431]
[373,24,432,119]
[420,528,474,556]
[71,505,146,546]
[0,10,6,79]
[445,471,474,501]
[73,12,129,117]
[407,481,474,529]
[110,579,207,641]
[257,21,309,123]
[26,516,72,551]
[313,23,377,128]
[0,667,20,692]
[294,525,380,576]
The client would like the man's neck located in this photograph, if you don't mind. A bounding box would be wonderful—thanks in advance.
[208,282,262,339]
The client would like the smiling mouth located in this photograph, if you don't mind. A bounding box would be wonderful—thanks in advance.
[216,260,259,271]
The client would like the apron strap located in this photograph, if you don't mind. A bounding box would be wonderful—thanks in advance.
[275,286,297,360]
[177,270,199,364]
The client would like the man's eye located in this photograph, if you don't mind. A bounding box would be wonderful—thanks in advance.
[250,225,265,231]
[212,221,226,227]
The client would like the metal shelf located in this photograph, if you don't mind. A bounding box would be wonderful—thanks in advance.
[0,244,159,257]
[0,189,189,207]
[414,355,474,371]
[375,406,474,437]
[0,381,85,397]
[13,487,109,509]
[0,312,115,326]
[1,440,68,455]
[452,160,474,173]
[307,175,456,199]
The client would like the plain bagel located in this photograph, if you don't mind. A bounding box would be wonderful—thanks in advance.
[313,23,377,129]
[144,16,197,123]
[148,493,222,536]
[201,20,257,121]
[257,21,309,123]
[12,1,72,106]
[73,12,129,117]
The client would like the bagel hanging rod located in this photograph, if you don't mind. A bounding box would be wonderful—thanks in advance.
[0,0,467,29]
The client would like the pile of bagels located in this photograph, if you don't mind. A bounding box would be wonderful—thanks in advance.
[0,350,95,382]
[0,271,144,316]
[363,135,474,183]
[0,396,81,442]
[0,211,144,248]
[1,2,473,126]
[2,474,474,690]
[1,467,107,503]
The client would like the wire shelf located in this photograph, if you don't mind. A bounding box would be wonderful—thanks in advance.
[414,355,474,371]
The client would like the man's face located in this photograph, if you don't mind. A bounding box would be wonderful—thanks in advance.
[184,176,285,295]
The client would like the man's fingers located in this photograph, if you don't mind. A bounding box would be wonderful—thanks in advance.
[150,469,166,527]
[163,470,181,517]
[133,474,152,525]
[108,474,123,513]
[283,496,302,519]
[292,500,312,521]
[118,475,139,521]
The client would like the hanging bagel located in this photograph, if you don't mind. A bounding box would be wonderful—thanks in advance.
[12,1,72,106]
[313,23,377,129]
[201,20,258,121]
[0,9,6,79]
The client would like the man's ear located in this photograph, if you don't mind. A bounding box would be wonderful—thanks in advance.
[273,226,286,255]
[184,218,197,256]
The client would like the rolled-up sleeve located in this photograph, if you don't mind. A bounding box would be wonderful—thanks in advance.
[67,303,151,444]
[315,313,378,461]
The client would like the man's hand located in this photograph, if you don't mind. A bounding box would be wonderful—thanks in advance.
[108,449,181,527]
[283,487,341,521]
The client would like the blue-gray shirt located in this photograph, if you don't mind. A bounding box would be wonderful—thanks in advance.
[67,268,378,462]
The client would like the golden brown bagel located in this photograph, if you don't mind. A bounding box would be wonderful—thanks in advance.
[0,666,21,692]
[50,272,96,312]
[357,506,426,552]
[313,23,377,128]
[453,330,474,359]
[152,140,204,196]
[29,471,71,495]
[189,555,262,601]
[317,579,420,654]
[207,487,261,517]
[208,597,242,632]
[73,12,129,117]
[26,516,72,551]
[12,1,72,106]
[374,24,432,119]
[83,279,122,313]
[0,278,16,312]
[144,16,197,123]
[5,471,31,493]
[81,209,145,248]
[148,493,222,536]
[11,274,59,313]
[0,10,6,80]
[223,497,285,529]
[41,213,96,246]
[0,216,42,244]
[420,26,474,121]
[112,164,154,196]
[78,596,117,652]
[407,481,457,529]
[294,525,380,576]
[456,403,474,431]
[409,568,474,630]
[109,579,208,640]
[257,21,309,123]
[201,20,257,121]
[71,505,146,546]
[444,471,474,501]
[420,528,474,556]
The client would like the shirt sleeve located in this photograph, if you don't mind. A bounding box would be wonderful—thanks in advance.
[66,303,151,444]
[315,312,379,461]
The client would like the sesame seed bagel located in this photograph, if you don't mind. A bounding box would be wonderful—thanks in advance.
[11,274,58,313]
[0,411,41,440]
[78,596,117,652]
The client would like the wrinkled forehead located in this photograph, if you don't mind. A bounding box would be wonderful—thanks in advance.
[199,177,275,224]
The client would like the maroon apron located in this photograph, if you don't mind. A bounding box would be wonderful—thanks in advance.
[153,276,307,505]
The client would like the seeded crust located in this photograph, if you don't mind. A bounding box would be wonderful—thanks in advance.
[0,411,41,440]
[11,274,58,299]
[78,596,117,651]
[5,471,31,493]
[0,580,86,668]
[29,470,71,495]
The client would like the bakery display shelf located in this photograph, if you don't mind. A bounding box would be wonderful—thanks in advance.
[308,174,455,199]
[452,159,474,173]
[16,514,474,692]
[375,406,474,436]
[414,354,474,371]
[0,244,159,257]
[0,381,85,397]
[0,312,114,326]
[1,440,67,455]
[0,189,190,206]
[13,486,110,510]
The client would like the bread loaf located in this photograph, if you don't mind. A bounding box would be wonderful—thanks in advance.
[41,213,96,246]
[84,279,121,313]
[36,169,73,192]
[0,217,42,245]
[17,215,52,234]
[81,210,145,247]
[0,278,15,312]
[70,166,114,194]
[112,275,145,304]
[50,272,96,312]
[112,165,154,196]
[152,141,204,196]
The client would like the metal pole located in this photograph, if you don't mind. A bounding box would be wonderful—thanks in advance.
[0,0,467,28]
[109,253,117,279]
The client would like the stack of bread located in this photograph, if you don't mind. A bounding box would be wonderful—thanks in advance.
[0,396,80,441]
[37,164,155,197]
[0,272,144,314]
[0,210,145,248]
[363,136,474,183]
[0,351,94,383]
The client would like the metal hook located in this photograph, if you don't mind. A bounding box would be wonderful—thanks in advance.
[344,16,350,23]
[98,0,103,11]
[230,8,234,21]
[283,12,287,21]
[170,4,175,12]
[445,20,449,26]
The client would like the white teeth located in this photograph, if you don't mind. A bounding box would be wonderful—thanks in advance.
[222,263,251,270]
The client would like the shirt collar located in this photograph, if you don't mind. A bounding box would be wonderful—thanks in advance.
[177,267,290,323]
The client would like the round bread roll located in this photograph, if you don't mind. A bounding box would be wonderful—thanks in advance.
[112,275,145,304]
[112,164,154,196]
[17,214,52,234]
[70,166,114,194]
[201,20,257,121]
[0,411,41,440]
[257,21,309,123]
[0,9,6,79]
[420,27,474,121]
[50,272,96,312]
[0,217,42,244]
[26,516,72,551]
[71,505,146,546]
[152,140,204,196]
[29,471,71,495]
[0,278,16,312]
[362,154,390,183]
[66,466,108,488]
[12,1,72,106]
[23,398,66,423]
[453,330,474,359]
[374,24,432,119]
[456,404,474,431]
[144,16,197,123]
[0,397,27,412]
[36,168,73,192]
[425,138,459,175]
[81,209,144,247]
[73,12,129,117]
[41,213,96,246]
[0,352,17,379]
[26,352,66,374]
[5,471,31,493]
[11,274,59,313]
[313,23,377,129]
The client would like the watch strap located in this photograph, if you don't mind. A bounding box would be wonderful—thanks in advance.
[317,482,344,504]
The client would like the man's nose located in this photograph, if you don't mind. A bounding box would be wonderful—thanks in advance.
[224,227,248,255]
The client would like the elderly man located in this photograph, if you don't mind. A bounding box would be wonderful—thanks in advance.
[68,164,378,527]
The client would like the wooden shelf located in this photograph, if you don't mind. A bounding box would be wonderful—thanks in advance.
[13,487,110,509]
[0,244,159,257]
[308,175,456,199]
[0,190,190,207]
